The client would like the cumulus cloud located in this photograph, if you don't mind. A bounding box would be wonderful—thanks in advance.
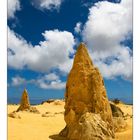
[36,73,65,89]
[32,0,63,11]
[11,73,65,89]
[8,0,20,19]
[82,0,132,80]
[91,47,132,80]
[11,76,26,86]
[8,0,132,82]
[44,73,59,81]
[74,22,82,34]
[8,27,75,73]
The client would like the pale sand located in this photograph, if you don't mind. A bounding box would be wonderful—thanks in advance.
[8,101,132,140]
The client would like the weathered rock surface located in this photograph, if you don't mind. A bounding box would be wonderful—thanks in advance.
[17,89,39,113]
[53,100,64,105]
[17,89,30,112]
[41,99,64,105]
[113,117,127,132]
[28,106,40,114]
[124,113,132,120]
[60,43,115,139]
[41,99,55,104]
[110,103,124,117]
[8,111,21,119]
[109,103,127,132]
[60,112,113,140]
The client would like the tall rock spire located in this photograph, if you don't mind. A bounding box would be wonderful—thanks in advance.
[16,88,40,113]
[60,43,115,139]
[17,88,30,111]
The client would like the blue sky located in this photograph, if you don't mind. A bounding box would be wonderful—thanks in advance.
[8,0,132,104]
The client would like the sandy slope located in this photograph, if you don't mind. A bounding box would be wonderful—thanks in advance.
[8,101,132,140]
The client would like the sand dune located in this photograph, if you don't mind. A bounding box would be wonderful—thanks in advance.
[8,100,132,140]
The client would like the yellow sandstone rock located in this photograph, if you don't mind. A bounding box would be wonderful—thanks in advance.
[16,89,39,113]
[17,89,30,111]
[60,43,115,139]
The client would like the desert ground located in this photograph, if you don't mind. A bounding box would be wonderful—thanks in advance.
[8,100,132,140]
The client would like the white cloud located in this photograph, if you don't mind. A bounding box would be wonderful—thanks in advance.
[11,76,26,86]
[92,47,132,80]
[8,27,75,73]
[82,0,132,80]
[38,79,65,89]
[11,73,65,89]
[44,73,59,81]
[74,22,82,34]
[37,74,65,89]
[32,0,63,11]
[8,0,133,82]
[8,0,20,19]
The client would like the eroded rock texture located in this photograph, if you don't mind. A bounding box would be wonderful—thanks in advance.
[60,43,115,139]
[16,89,39,113]
[17,89,30,111]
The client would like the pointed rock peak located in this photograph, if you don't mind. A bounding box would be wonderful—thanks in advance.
[76,42,88,55]
[21,88,29,101]
[60,43,115,139]
[17,88,30,112]
[21,88,30,103]
[16,89,40,113]
[73,42,93,69]
[21,88,28,98]
[77,42,87,50]
[23,88,28,93]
